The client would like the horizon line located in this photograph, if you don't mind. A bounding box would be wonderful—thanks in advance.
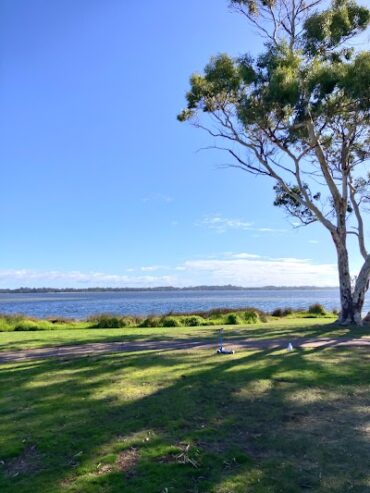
[0,284,340,292]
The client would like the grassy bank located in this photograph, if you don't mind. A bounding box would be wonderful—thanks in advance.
[0,304,335,333]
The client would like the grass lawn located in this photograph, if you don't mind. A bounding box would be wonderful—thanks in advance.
[0,316,363,353]
[1,320,370,492]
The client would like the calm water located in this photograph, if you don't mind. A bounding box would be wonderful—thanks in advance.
[0,288,368,319]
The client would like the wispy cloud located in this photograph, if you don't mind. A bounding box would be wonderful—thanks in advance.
[0,269,175,288]
[227,252,262,259]
[199,214,286,234]
[199,215,253,233]
[140,265,166,272]
[0,252,338,288]
[177,253,337,287]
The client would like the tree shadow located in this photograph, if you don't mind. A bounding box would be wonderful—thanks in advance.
[0,345,370,492]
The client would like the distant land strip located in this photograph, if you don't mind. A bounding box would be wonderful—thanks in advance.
[0,285,338,293]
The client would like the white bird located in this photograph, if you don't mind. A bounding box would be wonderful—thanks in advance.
[287,342,294,351]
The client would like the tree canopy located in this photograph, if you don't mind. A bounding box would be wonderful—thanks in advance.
[179,0,370,324]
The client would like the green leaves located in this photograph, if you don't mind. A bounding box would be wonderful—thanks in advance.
[230,0,276,16]
[177,54,254,120]
[273,184,317,224]
[343,52,370,103]
[259,44,302,107]
[178,0,370,197]
[304,0,370,54]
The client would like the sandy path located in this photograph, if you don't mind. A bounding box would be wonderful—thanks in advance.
[0,336,369,362]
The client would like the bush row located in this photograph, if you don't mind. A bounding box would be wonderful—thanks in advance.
[89,309,262,329]
[271,303,328,317]
[0,314,76,332]
[0,304,335,331]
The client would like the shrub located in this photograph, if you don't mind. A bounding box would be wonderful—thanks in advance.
[308,303,326,316]
[90,314,127,329]
[225,313,241,325]
[243,310,259,324]
[161,317,180,327]
[139,317,160,328]
[182,316,206,326]
[14,320,39,331]
[0,319,11,331]
[271,307,293,317]
[0,313,24,324]
[207,308,233,318]
[47,317,72,324]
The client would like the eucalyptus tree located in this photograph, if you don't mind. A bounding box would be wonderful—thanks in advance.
[179,0,370,325]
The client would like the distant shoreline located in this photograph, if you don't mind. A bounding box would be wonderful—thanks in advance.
[0,285,339,294]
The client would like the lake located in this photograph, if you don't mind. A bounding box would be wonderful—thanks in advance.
[0,288,368,319]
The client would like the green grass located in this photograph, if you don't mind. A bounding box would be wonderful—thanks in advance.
[0,316,366,353]
[1,320,370,492]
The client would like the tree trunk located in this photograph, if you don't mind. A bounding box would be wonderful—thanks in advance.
[352,256,370,325]
[333,232,364,325]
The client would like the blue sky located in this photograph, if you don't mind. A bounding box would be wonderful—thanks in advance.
[0,0,362,288]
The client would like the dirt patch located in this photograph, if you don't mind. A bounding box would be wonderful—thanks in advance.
[116,448,139,476]
[96,448,139,478]
[4,444,42,478]
[96,463,114,475]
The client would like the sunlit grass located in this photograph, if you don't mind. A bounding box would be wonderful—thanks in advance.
[1,341,370,492]
[1,316,365,354]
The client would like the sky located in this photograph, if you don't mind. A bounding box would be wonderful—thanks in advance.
[0,0,366,288]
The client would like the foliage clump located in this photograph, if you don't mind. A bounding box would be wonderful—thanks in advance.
[181,315,207,326]
[139,317,161,328]
[89,314,129,329]
[225,313,242,325]
[271,307,293,317]
[161,317,181,327]
[243,309,260,323]
[308,303,327,316]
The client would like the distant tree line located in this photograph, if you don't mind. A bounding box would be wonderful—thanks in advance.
[0,285,337,293]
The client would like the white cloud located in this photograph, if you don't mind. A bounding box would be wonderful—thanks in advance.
[200,215,253,233]
[199,214,286,234]
[309,240,319,244]
[256,227,286,233]
[228,253,262,259]
[0,253,338,288]
[140,265,165,272]
[0,269,175,288]
[178,254,338,287]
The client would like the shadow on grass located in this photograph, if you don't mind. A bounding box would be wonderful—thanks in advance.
[2,317,370,356]
[0,345,370,492]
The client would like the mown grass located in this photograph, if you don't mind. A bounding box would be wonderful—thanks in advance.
[0,316,360,353]
[1,340,370,492]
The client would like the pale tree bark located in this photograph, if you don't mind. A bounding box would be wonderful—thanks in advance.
[332,231,360,324]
